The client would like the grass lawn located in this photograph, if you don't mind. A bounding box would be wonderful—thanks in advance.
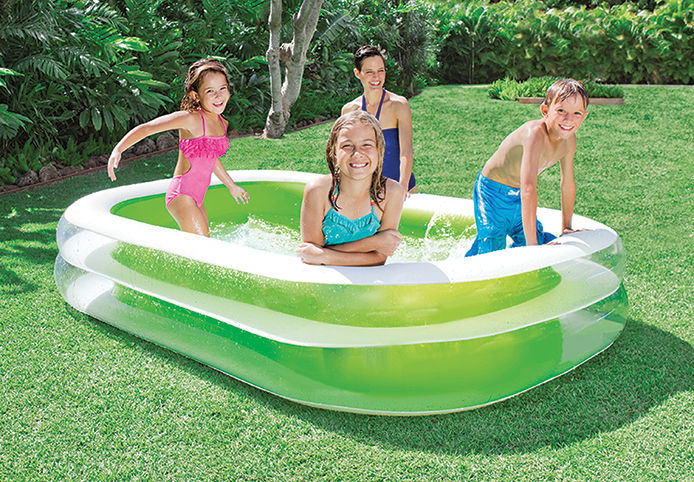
[1,85,692,480]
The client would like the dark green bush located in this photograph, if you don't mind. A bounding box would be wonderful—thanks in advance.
[0,0,691,186]
[433,0,694,85]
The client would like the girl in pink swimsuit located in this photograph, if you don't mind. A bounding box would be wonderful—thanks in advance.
[107,59,249,237]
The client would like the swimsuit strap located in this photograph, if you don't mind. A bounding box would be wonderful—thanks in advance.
[200,109,206,136]
[331,181,339,204]
[218,114,226,134]
[361,88,386,121]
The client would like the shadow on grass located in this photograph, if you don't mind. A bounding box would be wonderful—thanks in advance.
[0,196,64,295]
[71,306,693,456]
[0,156,172,295]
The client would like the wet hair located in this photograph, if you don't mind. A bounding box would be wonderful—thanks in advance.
[180,59,230,111]
[354,45,386,71]
[542,78,589,109]
[325,110,387,211]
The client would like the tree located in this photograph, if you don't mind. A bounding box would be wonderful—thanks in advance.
[262,0,323,139]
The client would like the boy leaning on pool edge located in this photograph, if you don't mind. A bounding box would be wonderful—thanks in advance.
[465,78,589,257]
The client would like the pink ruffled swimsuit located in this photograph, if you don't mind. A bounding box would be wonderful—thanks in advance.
[165,110,230,207]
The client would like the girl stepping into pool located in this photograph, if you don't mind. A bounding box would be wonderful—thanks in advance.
[107,58,249,236]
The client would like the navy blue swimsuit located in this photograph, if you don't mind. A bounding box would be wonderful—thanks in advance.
[361,89,415,190]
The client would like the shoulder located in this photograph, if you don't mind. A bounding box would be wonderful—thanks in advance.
[303,174,332,197]
[563,132,578,156]
[521,119,549,145]
[384,178,405,203]
[386,92,412,121]
[387,92,410,110]
[172,110,202,130]
[172,110,199,122]
[341,99,361,116]
[143,110,200,137]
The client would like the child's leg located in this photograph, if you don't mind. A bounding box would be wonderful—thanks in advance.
[509,218,556,247]
[167,195,210,237]
[465,233,507,256]
[465,173,508,257]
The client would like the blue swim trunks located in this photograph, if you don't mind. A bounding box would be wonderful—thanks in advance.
[465,173,556,257]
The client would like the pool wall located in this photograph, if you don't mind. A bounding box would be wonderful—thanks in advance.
[55,170,627,414]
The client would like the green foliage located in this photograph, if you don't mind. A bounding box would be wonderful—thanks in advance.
[0,104,32,140]
[434,2,509,84]
[488,76,625,100]
[0,0,170,181]
[432,0,694,85]
[2,140,46,183]
[0,0,691,183]
[225,56,272,131]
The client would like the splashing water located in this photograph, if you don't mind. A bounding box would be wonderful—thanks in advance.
[211,214,475,263]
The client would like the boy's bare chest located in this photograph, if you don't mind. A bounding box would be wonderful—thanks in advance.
[537,141,566,174]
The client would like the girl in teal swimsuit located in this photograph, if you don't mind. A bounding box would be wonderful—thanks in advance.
[298,110,406,266]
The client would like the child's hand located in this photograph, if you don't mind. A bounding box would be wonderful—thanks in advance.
[107,150,121,181]
[375,229,402,256]
[229,184,250,204]
[560,227,587,236]
[297,242,324,265]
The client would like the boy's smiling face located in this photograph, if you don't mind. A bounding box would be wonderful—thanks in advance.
[541,95,587,139]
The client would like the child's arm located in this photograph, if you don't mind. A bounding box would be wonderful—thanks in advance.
[298,180,405,266]
[212,160,249,204]
[519,129,543,246]
[107,111,192,181]
[559,140,578,234]
[325,180,405,256]
[396,101,414,191]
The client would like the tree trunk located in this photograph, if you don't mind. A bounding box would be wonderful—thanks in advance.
[262,0,323,139]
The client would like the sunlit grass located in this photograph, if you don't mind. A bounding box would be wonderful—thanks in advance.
[0,85,692,479]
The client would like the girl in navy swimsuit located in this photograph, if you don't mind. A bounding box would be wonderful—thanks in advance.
[298,110,406,266]
[342,46,416,192]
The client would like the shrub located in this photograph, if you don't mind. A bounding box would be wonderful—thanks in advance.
[488,76,625,100]
[432,0,694,85]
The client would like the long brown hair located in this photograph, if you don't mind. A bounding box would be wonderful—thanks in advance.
[325,110,387,211]
[180,59,230,111]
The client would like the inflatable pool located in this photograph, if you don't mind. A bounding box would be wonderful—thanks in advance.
[55,170,627,415]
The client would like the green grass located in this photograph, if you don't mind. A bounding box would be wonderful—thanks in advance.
[1,85,693,480]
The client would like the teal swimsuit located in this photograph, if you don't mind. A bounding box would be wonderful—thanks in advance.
[322,185,381,246]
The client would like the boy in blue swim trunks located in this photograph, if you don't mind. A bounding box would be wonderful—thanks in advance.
[465,79,589,257]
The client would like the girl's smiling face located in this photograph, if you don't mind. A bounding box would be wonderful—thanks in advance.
[193,71,230,114]
[334,123,380,181]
